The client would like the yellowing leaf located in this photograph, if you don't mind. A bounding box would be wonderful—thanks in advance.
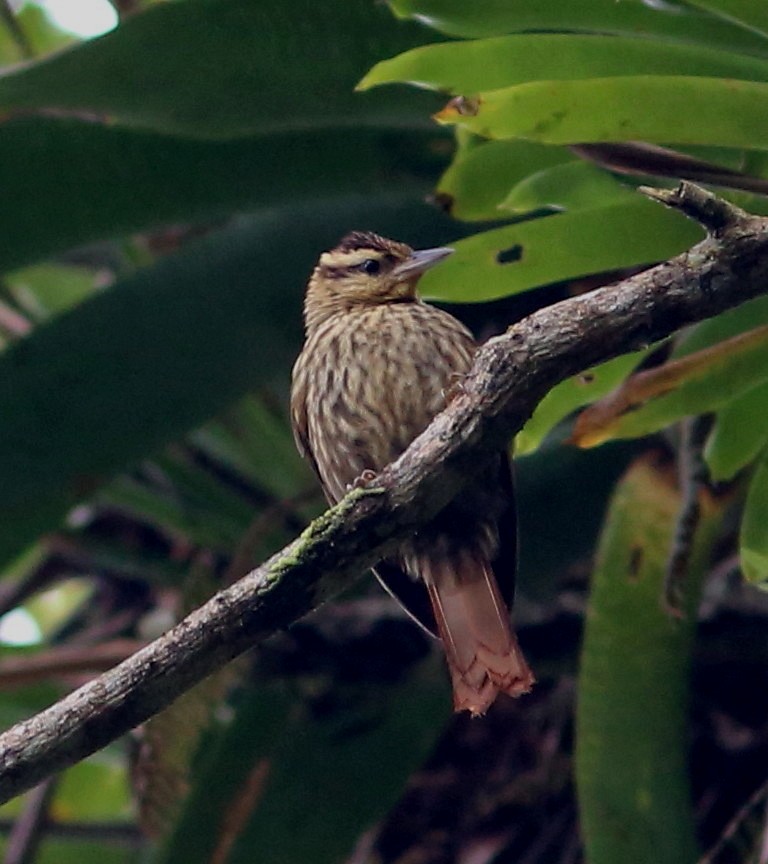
[572,325,768,447]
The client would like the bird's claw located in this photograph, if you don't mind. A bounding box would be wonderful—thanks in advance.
[443,372,467,404]
[347,469,378,491]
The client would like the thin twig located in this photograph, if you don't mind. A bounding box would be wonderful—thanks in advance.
[3,778,57,864]
[698,776,768,864]
[664,416,712,616]
[0,640,145,689]
[0,184,766,804]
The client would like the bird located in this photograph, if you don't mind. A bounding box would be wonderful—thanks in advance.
[290,231,533,715]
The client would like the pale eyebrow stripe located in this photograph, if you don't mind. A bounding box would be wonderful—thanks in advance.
[319,250,378,269]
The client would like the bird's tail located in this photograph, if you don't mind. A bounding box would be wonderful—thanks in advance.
[422,553,533,716]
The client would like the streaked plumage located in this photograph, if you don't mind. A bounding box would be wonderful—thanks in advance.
[291,232,533,715]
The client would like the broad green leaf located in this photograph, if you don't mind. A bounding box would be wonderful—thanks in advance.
[705,381,768,480]
[501,161,637,215]
[0,118,446,273]
[684,0,768,38]
[360,33,768,94]
[740,452,768,584]
[0,0,439,139]
[436,76,768,151]
[573,326,768,446]
[516,351,647,455]
[419,197,702,303]
[387,0,768,56]
[436,139,572,221]
[0,196,461,568]
[576,457,721,863]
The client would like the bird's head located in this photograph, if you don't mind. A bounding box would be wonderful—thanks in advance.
[303,231,453,332]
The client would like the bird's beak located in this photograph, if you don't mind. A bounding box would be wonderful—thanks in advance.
[393,246,454,280]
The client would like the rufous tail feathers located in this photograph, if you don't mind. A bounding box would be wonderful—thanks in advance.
[423,555,533,716]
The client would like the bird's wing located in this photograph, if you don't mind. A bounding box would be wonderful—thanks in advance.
[290,363,324,485]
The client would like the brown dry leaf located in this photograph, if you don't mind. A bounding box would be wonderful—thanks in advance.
[571,324,768,447]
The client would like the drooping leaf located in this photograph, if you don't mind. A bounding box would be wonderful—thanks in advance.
[419,197,701,303]
[576,456,722,864]
[360,33,768,94]
[0,118,446,273]
[704,381,768,480]
[0,0,439,139]
[436,76,768,151]
[572,325,768,447]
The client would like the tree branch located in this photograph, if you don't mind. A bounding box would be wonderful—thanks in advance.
[0,183,767,803]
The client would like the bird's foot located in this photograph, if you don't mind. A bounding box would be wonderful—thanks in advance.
[443,372,468,404]
[347,469,378,491]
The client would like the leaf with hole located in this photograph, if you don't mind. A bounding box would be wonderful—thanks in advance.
[419,197,701,303]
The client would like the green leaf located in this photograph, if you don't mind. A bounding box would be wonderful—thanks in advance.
[500,161,637,214]
[740,452,768,585]
[360,33,768,94]
[436,76,768,150]
[55,756,133,823]
[516,351,647,455]
[0,196,461,568]
[387,0,768,55]
[576,457,722,863]
[419,197,702,303]
[0,0,440,139]
[673,293,768,357]
[573,326,768,446]
[436,138,572,221]
[684,0,768,38]
[0,118,445,273]
[705,381,768,480]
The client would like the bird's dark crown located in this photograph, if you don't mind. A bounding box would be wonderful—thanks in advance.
[335,231,406,256]
[316,232,412,280]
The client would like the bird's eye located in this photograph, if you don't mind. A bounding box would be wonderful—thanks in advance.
[360,259,380,275]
